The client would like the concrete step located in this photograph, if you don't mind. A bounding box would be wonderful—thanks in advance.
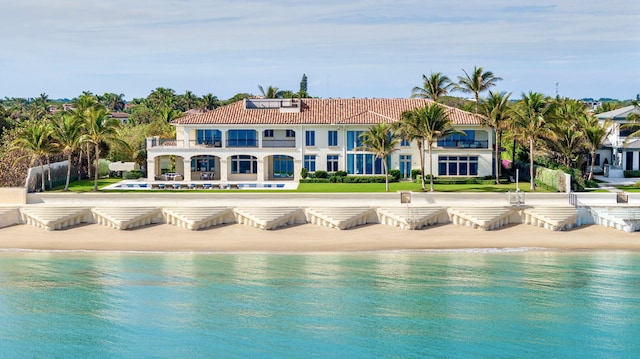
[376,207,448,230]
[447,206,517,230]
[20,207,92,231]
[233,207,306,230]
[162,207,235,230]
[0,207,21,228]
[522,206,578,231]
[305,207,378,230]
[590,207,640,232]
[92,207,163,230]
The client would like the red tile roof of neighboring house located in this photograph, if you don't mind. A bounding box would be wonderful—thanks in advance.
[172,98,484,126]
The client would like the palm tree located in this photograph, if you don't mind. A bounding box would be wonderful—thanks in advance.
[11,121,54,192]
[482,91,512,184]
[582,115,612,180]
[398,103,461,191]
[258,85,284,99]
[455,66,502,113]
[100,93,126,112]
[180,90,199,111]
[52,113,86,191]
[358,123,400,191]
[200,93,219,111]
[84,106,129,191]
[511,92,554,190]
[395,110,427,190]
[410,72,454,102]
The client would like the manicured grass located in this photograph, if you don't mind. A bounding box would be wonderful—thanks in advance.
[51,178,541,193]
[296,181,536,193]
[51,178,122,192]
[614,186,640,192]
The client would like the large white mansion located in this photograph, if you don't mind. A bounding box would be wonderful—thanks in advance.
[145,98,494,182]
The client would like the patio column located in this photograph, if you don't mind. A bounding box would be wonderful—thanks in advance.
[183,158,192,181]
[147,158,156,181]
[257,157,265,181]
[219,158,228,181]
[293,159,302,181]
[183,128,190,148]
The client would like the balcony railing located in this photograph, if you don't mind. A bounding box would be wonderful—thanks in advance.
[226,139,258,148]
[437,140,489,149]
[192,140,222,148]
[262,139,296,148]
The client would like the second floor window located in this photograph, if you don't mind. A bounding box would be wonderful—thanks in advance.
[264,129,274,137]
[196,129,221,146]
[328,130,338,146]
[286,129,296,137]
[227,130,257,147]
[305,130,315,146]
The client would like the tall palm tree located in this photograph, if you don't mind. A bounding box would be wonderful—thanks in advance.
[482,91,512,184]
[511,92,554,190]
[395,110,427,190]
[258,85,284,99]
[100,93,126,112]
[84,106,129,191]
[455,66,502,113]
[358,123,400,191]
[52,113,86,191]
[200,93,219,111]
[582,115,612,180]
[11,122,54,192]
[399,103,461,191]
[410,72,454,102]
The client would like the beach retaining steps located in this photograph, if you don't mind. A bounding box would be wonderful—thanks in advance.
[163,207,235,230]
[522,206,578,231]
[447,207,516,230]
[590,207,640,232]
[0,207,21,228]
[92,207,163,230]
[305,207,378,230]
[19,207,92,231]
[233,207,306,230]
[376,207,448,230]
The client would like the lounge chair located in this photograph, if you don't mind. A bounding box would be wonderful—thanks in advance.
[203,183,212,190]
[188,183,197,190]
[158,183,166,190]
[172,183,182,190]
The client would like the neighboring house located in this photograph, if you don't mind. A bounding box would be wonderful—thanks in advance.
[595,105,640,175]
[108,112,131,125]
[145,98,493,182]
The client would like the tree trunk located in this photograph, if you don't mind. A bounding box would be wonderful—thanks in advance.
[529,139,535,191]
[383,160,389,192]
[93,144,100,192]
[86,144,92,179]
[428,141,435,192]
[65,152,72,191]
[588,150,596,181]
[495,130,500,184]
[46,155,52,190]
[419,139,426,191]
[39,160,46,192]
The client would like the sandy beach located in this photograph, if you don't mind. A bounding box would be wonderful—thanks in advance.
[0,223,638,252]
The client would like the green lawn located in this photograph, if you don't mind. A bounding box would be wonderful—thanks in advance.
[51,178,539,193]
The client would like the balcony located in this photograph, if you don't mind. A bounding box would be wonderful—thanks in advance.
[437,139,489,149]
[262,139,296,148]
[192,140,222,148]
[226,139,258,148]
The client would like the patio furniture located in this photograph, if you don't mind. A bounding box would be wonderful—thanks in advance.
[158,183,166,189]
[188,183,197,190]
[203,183,212,189]
[172,183,182,190]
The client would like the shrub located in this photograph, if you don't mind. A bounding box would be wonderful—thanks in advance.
[411,169,422,180]
[124,170,143,179]
[335,170,348,177]
[301,167,308,179]
[624,170,640,178]
[314,170,328,179]
[299,178,330,183]
[388,169,401,181]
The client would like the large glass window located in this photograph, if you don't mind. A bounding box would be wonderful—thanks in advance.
[191,156,216,172]
[227,130,257,147]
[196,129,221,146]
[328,130,338,146]
[327,155,339,172]
[401,138,410,147]
[438,130,475,148]
[400,155,411,178]
[305,130,315,146]
[304,155,316,171]
[231,155,257,174]
[438,156,478,176]
[347,154,384,175]
[273,155,293,178]
[347,131,364,150]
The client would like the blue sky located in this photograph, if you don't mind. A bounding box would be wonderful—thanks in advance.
[1,0,638,101]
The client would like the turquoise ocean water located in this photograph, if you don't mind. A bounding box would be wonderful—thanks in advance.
[0,250,639,358]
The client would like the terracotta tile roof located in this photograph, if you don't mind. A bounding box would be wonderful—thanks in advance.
[172,98,484,126]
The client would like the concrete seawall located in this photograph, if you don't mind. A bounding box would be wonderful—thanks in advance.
[0,191,638,232]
